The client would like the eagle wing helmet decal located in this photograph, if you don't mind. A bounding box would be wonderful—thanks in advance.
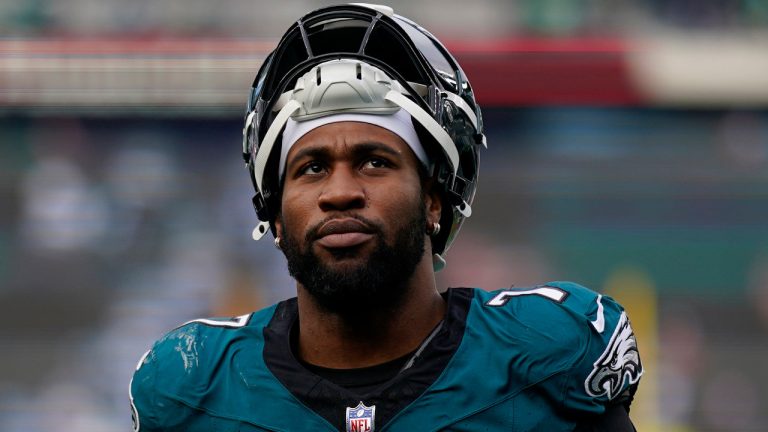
[585,312,643,400]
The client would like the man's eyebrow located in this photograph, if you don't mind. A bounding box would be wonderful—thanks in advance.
[350,142,402,158]
[287,146,330,167]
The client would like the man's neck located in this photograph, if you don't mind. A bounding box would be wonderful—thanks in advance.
[295,260,445,369]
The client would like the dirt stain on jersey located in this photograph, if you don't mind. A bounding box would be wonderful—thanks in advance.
[173,326,201,372]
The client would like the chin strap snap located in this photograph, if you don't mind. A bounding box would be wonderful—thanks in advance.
[432,253,446,272]
[252,221,270,241]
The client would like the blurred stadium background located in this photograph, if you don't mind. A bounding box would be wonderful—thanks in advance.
[1,0,768,430]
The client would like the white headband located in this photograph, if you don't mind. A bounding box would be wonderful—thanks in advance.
[279,109,431,178]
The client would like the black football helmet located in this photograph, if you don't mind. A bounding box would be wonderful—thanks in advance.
[242,3,485,268]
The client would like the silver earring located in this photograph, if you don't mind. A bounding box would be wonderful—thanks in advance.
[274,236,282,249]
[428,222,441,236]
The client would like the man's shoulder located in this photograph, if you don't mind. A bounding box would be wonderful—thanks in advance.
[131,303,283,399]
[466,281,612,337]
[459,282,643,408]
[142,303,280,373]
[467,282,635,372]
[129,302,289,431]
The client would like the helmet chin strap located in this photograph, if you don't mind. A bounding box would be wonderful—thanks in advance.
[384,90,472,218]
[253,99,301,194]
[248,99,302,241]
[383,90,458,171]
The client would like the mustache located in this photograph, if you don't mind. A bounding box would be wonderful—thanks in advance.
[305,214,382,243]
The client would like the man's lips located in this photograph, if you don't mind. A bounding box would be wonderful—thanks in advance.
[314,218,375,249]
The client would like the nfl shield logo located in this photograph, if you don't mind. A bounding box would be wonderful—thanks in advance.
[346,401,375,432]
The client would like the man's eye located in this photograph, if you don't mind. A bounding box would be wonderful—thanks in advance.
[363,158,388,169]
[300,162,325,175]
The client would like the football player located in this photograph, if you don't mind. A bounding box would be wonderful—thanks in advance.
[130,4,642,431]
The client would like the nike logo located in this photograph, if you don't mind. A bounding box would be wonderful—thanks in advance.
[590,295,605,333]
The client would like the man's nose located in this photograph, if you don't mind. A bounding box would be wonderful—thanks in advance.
[317,166,366,211]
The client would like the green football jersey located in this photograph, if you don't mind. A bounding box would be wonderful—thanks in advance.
[130,282,642,431]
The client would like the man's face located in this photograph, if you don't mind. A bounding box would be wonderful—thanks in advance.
[275,121,437,315]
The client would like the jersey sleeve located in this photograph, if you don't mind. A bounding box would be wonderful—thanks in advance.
[129,341,201,432]
[130,348,159,432]
[128,313,259,432]
[129,321,213,432]
[546,281,643,415]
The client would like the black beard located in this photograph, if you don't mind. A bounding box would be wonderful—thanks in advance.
[280,206,427,317]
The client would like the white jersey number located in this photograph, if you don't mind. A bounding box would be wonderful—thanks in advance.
[485,286,568,307]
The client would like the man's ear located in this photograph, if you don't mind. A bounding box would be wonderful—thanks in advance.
[273,213,283,238]
[423,178,442,224]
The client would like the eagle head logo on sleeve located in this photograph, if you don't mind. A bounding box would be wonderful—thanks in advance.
[585,312,643,400]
